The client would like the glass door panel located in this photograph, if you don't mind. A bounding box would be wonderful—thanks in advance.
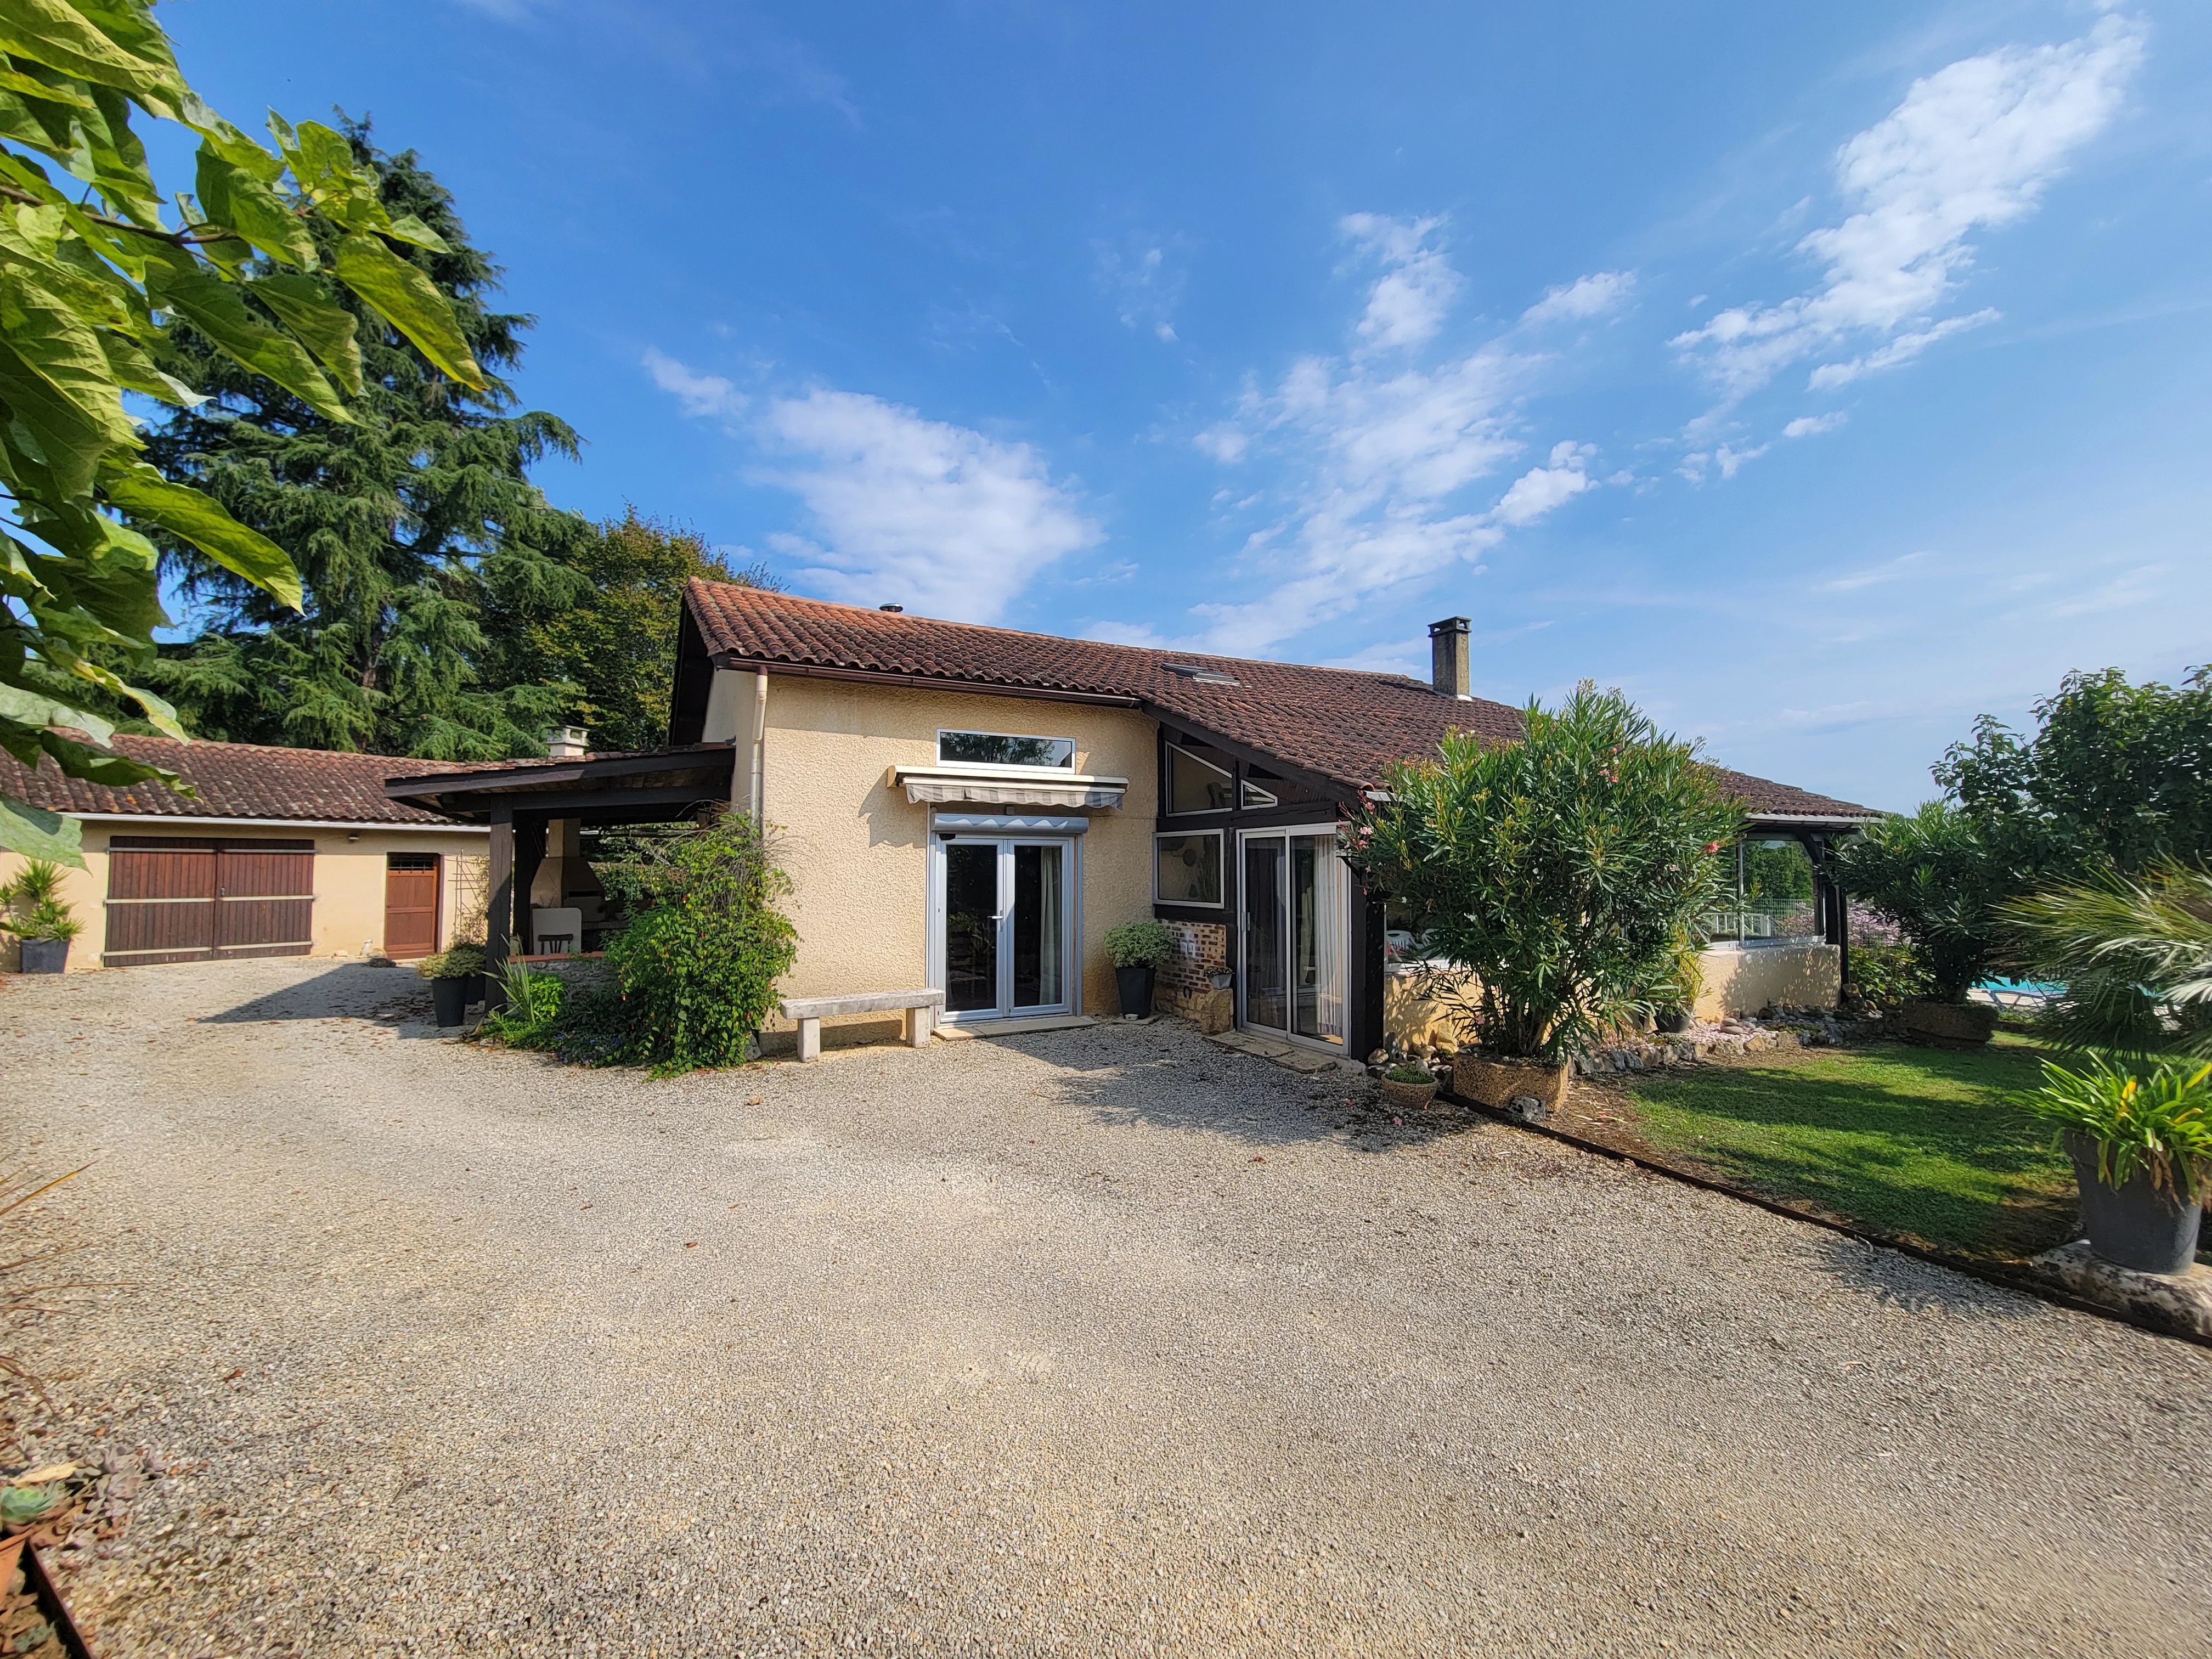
[1012,843,1064,1009]
[1243,836,1288,1031]
[1290,833,1344,1043]
[944,841,1000,1013]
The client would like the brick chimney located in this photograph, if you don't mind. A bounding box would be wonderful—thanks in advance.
[547,725,588,760]
[1428,617,1471,699]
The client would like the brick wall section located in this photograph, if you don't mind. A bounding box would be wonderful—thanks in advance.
[1155,920,1229,1018]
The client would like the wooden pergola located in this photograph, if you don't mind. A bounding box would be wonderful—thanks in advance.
[383,744,737,973]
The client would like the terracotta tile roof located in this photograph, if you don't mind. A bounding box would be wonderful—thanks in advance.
[1,735,482,826]
[684,582,1882,820]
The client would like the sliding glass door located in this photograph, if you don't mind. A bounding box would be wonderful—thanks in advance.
[1239,827,1346,1046]
[939,837,1070,1020]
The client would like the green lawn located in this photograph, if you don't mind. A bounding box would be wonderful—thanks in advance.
[1612,1034,2078,1259]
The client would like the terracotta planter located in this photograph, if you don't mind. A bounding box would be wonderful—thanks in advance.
[0,1533,93,1657]
[1899,998,1999,1050]
[1378,1076,1440,1110]
[2064,1132,2204,1275]
[1452,1053,1570,1111]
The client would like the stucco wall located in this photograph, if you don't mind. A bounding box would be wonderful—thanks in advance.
[1381,940,1842,1047]
[747,671,1159,1028]
[2,827,488,971]
[1693,943,1841,1019]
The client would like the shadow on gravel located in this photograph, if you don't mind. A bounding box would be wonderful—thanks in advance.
[992,1024,1488,1157]
[1806,1233,2046,1324]
[200,963,427,1026]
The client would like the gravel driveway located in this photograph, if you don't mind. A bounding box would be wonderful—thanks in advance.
[4,957,2209,1657]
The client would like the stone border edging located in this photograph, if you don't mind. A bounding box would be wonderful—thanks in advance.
[1435,1087,2212,1352]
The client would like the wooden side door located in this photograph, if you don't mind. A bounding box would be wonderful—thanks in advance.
[383,855,440,960]
[213,842,316,958]
[104,838,217,966]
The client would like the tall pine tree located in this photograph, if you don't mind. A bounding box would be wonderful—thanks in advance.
[142,122,591,758]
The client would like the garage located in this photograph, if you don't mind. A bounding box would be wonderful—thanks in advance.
[103,837,317,967]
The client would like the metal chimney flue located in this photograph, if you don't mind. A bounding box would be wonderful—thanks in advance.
[1428,617,1471,699]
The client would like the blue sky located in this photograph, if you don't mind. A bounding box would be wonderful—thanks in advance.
[164,1,2212,809]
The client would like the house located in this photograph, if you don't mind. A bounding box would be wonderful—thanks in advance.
[0,736,491,971]
[387,582,1883,1058]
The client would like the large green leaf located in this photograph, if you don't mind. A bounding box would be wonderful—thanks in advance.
[0,679,113,744]
[0,0,179,106]
[97,325,201,405]
[194,146,314,268]
[0,63,91,108]
[0,329,122,496]
[248,272,360,396]
[332,232,484,388]
[143,257,349,422]
[0,791,81,865]
[99,460,302,611]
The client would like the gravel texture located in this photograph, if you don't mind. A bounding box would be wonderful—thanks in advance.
[3,956,2209,1657]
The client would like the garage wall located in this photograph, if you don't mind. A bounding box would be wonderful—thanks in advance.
[737,672,1160,1028]
[2,826,489,971]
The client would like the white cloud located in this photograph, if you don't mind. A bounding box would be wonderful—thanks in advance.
[1819,550,1931,592]
[1521,271,1636,326]
[1097,235,1188,342]
[1341,213,1463,352]
[1784,411,1849,438]
[1678,442,1769,484]
[755,389,1101,623]
[1674,15,2143,398]
[1182,251,1605,655]
[644,348,747,422]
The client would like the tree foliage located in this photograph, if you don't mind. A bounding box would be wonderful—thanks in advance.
[514,508,771,754]
[1936,666,2212,884]
[142,126,593,759]
[1347,683,1742,1062]
[1833,801,2013,1005]
[0,1,483,862]
[2004,859,2212,1058]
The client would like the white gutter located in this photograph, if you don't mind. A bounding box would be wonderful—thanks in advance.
[65,812,488,834]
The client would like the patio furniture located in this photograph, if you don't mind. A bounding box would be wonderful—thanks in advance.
[780,989,946,1061]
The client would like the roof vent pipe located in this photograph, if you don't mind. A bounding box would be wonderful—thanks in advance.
[1427,617,1471,699]
[547,725,588,760]
[879,603,904,612]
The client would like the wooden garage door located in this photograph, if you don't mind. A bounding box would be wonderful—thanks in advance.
[383,854,440,960]
[104,838,315,966]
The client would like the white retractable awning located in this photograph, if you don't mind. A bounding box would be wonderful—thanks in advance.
[893,765,1126,810]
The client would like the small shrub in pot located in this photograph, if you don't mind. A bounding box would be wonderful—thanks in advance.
[1378,1064,1439,1110]
[2016,1056,2211,1273]
[0,862,81,974]
[1105,921,1175,1018]
[418,943,488,1028]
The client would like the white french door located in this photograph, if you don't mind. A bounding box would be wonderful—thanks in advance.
[937,836,1073,1021]
[1238,825,1346,1047]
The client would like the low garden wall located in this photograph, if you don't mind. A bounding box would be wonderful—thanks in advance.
[1156,919,1231,1030]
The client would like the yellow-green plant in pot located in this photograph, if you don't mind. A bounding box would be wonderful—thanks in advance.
[0,863,81,975]
[2016,1057,2211,1274]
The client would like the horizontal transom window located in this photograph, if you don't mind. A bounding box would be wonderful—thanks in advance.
[938,730,1076,768]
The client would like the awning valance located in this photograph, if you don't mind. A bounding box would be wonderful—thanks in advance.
[894,765,1125,810]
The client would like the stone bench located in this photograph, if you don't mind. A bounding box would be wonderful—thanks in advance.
[778,990,945,1062]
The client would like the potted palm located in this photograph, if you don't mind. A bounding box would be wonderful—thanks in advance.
[2005,859,2212,1271]
[1835,803,2010,1048]
[0,862,81,975]
[1104,922,1174,1019]
[1347,684,1742,1115]
[417,943,487,1028]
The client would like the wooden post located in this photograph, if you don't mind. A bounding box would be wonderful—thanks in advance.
[514,815,549,957]
[485,808,515,978]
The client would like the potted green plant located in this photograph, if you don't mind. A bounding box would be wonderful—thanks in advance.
[0,862,81,975]
[417,943,487,1028]
[1648,929,1704,1035]
[1378,1063,1440,1110]
[1104,921,1175,1018]
[1835,802,2011,1047]
[1347,684,1742,1115]
[2016,1056,2209,1274]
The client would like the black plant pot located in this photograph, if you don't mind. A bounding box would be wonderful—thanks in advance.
[17,938,68,974]
[431,976,470,1028]
[466,973,487,1007]
[1656,1007,1692,1035]
[1115,964,1156,1019]
[2065,1131,2203,1275]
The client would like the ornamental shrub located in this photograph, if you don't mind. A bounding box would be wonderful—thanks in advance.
[1104,921,1175,970]
[1346,682,1742,1063]
[586,814,797,1075]
[1834,802,2016,1003]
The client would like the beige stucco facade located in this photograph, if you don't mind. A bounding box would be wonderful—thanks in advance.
[710,669,1160,1033]
[1,825,488,972]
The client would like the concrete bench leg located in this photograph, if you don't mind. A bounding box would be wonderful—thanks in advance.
[797,1016,822,1062]
[906,1005,933,1047]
